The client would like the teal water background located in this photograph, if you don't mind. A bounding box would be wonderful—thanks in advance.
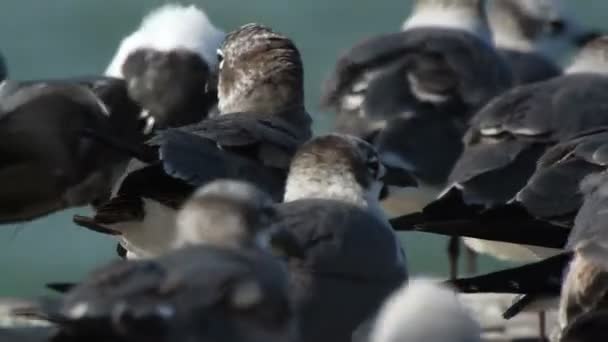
[0,1,607,296]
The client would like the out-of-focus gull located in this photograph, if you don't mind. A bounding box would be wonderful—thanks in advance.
[14,247,296,342]
[13,179,297,342]
[0,76,147,223]
[73,23,313,258]
[105,4,225,128]
[487,0,566,84]
[489,0,602,62]
[322,0,512,186]
[370,278,481,342]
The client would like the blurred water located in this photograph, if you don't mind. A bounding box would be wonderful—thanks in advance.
[0,1,607,296]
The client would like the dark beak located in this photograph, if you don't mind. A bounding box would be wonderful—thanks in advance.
[575,30,603,47]
[381,164,418,188]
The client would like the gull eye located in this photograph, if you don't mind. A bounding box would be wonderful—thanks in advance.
[217,49,225,70]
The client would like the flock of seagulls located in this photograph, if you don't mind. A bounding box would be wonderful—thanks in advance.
[1,0,608,341]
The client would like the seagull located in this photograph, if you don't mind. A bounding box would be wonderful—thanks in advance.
[0,76,148,224]
[390,35,608,278]
[489,0,602,64]
[487,0,565,84]
[73,23,313,258]
[105,4,225,129]
[370,278,481,342]
[271,133,410,342]
[13,179,298,342]
[322,0,512,187]
[14,247,295,342]
[392,126,608,256]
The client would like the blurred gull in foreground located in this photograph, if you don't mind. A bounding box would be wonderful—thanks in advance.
[12,179,297,342]
[371,278,481,342]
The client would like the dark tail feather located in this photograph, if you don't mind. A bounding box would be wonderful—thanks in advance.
[45,283,77,294]
[72,215,120,236]
[390,187,483,230]
[80,128,157,163]
[503,294,541,319]
[393,215,569,248]
[391,189,569,248]
[446,252,571,294]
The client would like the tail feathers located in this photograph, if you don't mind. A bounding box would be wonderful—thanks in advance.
[72,215,120,236]
[93,195,145,224]
[447,252,571,295]
[390,193,569,248]
[73,195,145,235]
[371,278,481,342]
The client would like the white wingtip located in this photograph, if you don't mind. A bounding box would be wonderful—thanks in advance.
[105,3,225,77]
[370,278,481,342]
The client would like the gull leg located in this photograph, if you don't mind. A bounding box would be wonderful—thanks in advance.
[448,236,461,280]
